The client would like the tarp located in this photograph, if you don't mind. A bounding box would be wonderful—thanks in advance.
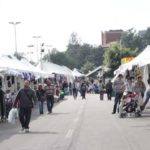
[0,55,53,78]
[72,68,84,77]
[36,61,74,81]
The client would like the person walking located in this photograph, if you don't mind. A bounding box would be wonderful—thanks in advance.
[106,80,113,100]
[112,74,125,114]
[80,81,87,99]
[134,76,146,98]
[36,84,45,114]
[141,78,150,111]
[44,79,55,114]
[99,80,105,100]
[72,81,78,99]
[13,80,36,132]
[134,76,146,109]
[0,87,5,121]
[69,82,73,95]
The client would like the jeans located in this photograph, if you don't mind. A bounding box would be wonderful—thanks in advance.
[142,90,150,110]
[46,95,54,113]
[106,90,112,100]
[73,88,78,99]
[19,107,32,129]
[39,101,44,114]
[113,92,123,113]
[100,91,104,100]
[0,100,4,119]
[81,90,86,99]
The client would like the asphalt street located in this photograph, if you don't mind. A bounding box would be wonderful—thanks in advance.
[0,94,150,150]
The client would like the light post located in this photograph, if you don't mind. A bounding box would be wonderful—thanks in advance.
[40,43,45,70]
[9,22,21,53]
[27,45,34,61]
[45,45,52,62]
[33,36,41,63]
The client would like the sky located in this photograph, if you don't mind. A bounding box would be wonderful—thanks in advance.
[0,0,150,61]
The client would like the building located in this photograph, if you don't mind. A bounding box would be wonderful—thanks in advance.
[101,30,124,47]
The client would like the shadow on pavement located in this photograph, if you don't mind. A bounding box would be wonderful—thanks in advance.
[17,131,59,135]
[0,98,68,143]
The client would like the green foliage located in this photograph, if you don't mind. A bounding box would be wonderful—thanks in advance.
[66,43,104,69]
[43,51,75,69]
[142,27,150,46]
[43,32,104,73]
[69,32,81,45]
[81,62,95,74]
[103,43,138,75]
[121,28,144,50]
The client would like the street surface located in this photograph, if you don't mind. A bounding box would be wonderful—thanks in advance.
[1,94,150,150]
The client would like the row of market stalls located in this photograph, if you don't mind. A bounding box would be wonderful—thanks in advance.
[113,45,150,86]
[0,55,84,92]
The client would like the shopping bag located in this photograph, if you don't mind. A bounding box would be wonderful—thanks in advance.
[8,108,18,124]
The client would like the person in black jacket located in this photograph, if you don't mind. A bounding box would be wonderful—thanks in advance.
[36,84,45,114]
[106,80,113,100]
[81,82,87,99]
[13,80,36,133]
[0,87,5,121]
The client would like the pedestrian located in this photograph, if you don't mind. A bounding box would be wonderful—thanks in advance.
[5,90,13,118]
[112,74,125,114]
[106,80,113,100]
[69,82,73,95]
[13,80,37,133]
[134,76,146,98]
[72,81,78,99]
[62,80,69,95]
[80,81,87,99]
[99,80,105,100]
[44,79,55,114]
[36,84,45,114]
[141,78,150,111]
[0,87,5,121]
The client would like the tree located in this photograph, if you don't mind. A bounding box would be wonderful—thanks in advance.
[81,62,95,74]
[69,32,81,45]
[142,27,150,47]
[103,43,138,76]
[121,28,143,50]
[43,51,75,69]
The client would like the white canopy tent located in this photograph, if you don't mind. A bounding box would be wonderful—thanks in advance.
[113,45,150,85]
[72,68,85,77]
[36,61,74,82]
[20,59,53,78]
[114,45,150,75]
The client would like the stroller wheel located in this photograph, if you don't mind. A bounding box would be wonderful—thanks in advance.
[119,113,126,118]
[135,111,141,117]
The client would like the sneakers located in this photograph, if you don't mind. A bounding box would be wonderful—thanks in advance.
[25,129,29,133]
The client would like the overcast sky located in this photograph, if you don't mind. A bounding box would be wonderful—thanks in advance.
[0,0,150,60]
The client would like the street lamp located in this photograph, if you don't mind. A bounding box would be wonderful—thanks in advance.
[40,43,45,70]
[33,36,41,63]
[45,45,52,62]
[27,45,34,61]
[9,22,21,53]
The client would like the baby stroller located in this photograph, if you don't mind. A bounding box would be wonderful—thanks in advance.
[119,92,141,118]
